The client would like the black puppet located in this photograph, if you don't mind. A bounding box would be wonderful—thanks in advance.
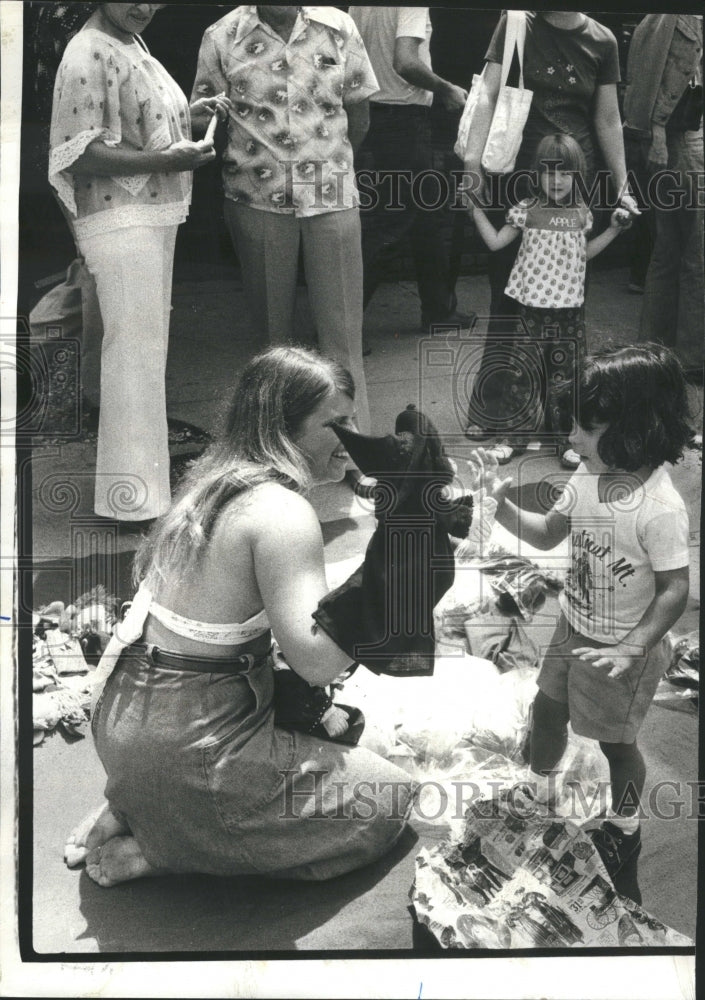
[273,405,474,745]
[312,404,473,677]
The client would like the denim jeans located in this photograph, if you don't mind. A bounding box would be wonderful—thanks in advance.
[640,128,705,371]
[92,642,415,878]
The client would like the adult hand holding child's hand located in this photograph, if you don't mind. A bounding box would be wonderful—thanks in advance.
[610,207,633,231]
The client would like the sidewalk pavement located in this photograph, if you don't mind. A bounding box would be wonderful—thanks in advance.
[27,262,701,953]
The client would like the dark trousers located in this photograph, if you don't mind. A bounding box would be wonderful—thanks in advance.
[357,103,453,322]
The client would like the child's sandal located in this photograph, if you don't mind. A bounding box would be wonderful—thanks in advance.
[464,424,494,442]
[488,441,514,465]
[560,448,581,470]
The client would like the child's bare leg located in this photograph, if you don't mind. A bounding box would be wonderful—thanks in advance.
[528,690,570,803]
[85,836,165,887]
[64,801,130,868]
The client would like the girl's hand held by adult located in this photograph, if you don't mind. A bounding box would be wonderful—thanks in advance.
[618,192,641,217]
[164,138,216,171]
[610,207,633,230]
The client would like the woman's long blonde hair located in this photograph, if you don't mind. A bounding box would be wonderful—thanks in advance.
[133,346,355,588]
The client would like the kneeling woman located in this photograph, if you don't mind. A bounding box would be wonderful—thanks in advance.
[66,347,415,886]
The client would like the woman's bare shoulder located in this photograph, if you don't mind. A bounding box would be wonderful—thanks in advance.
[218,482,318,539]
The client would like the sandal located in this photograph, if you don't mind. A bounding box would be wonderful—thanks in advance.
[464,424,494,442]
[487,440,514,465]
[560,448,581,470]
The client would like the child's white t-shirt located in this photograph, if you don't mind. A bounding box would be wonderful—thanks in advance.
[553,464,690,644]
[505,198,593,309]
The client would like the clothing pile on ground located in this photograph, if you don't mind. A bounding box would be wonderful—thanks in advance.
[32,586,115,744]
[653,630,699,709]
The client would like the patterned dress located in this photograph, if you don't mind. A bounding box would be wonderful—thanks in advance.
[495,198,592,438]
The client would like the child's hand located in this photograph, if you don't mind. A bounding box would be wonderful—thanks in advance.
[466,447,512,505]
[610,207,632,231]
[573,644,640,680]
[458,182,483,214]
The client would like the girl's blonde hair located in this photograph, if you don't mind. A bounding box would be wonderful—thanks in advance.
[530,133,588,202]
[133,345,355,588]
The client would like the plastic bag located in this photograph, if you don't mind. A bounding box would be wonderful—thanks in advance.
[29,258,86,340]
[653,631,699,708]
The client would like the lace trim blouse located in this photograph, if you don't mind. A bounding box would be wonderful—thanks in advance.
[49,28,192,240]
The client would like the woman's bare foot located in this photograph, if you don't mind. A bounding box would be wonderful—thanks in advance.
[85,836,163,888]
[64,801,130,868]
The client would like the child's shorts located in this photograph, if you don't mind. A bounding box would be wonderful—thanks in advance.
[537,613,671,743]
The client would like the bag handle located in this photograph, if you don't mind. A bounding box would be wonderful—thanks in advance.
[499,10,527,91]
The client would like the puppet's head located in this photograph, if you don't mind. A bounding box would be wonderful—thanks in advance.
[331,404,473,536]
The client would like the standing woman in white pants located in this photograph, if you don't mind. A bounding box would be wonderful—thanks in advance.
[49,3,227,522]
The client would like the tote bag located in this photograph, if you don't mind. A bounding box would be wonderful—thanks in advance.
[481,10,533,175]
[453,63,492,161]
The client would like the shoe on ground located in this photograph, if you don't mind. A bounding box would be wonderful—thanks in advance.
[487,440,514,465]
[588,821,642,885]
[464,424,495,442]
[561,447,581,470]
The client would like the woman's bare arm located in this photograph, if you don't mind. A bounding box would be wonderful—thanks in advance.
[71,138,215,176]
[249,486,356,685]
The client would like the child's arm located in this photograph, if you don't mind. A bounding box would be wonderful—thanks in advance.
[466,201,521,252]
[574,566,690,678]
[586,207,632,261]
[467,448,570,550]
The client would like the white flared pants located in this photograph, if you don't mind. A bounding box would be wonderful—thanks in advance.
[78,224,178,520]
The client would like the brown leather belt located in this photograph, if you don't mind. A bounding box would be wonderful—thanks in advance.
[127,642,271,674]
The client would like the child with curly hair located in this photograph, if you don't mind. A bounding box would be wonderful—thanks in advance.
[469,344,693,902]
